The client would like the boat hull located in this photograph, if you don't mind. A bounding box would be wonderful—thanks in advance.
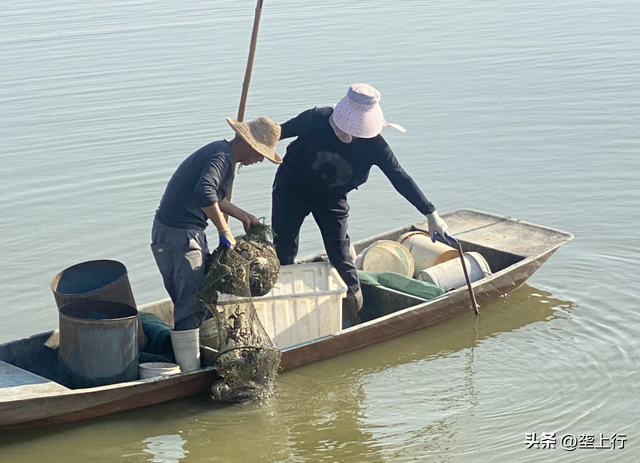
[0,210,573,429]
[281,246,560,370]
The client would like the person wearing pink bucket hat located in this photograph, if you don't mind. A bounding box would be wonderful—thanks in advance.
[332,83,407,139]
[271,83,450,326]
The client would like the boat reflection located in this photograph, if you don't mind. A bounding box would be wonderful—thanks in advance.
[140,284,575,463]
[265,283,574,462]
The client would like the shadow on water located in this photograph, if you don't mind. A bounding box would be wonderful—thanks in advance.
[313,282,574,377]
[0,284,575,463]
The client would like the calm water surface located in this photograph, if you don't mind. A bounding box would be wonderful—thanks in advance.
[1,0,639,461]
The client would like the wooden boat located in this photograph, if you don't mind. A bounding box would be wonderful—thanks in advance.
[0,210,572,430]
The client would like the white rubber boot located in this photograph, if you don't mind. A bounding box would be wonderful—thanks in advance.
[169,328,201,373]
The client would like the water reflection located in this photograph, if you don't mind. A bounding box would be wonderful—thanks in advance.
[351,284,575,460]
[99,284,573,463]
[0,284,575,463]
[319,283,573,375]
[262,283,575,462]
[142,434,188,463]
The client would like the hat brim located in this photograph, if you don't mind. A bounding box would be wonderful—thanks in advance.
[332,95,385,138]
[227,118,283,164]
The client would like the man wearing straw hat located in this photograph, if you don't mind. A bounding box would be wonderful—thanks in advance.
[272,83,450,325]
[152,116,282,372]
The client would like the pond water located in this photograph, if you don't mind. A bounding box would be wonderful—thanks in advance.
[1,0,638,461]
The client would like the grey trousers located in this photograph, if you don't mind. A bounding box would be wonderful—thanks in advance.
[151,219,210,330]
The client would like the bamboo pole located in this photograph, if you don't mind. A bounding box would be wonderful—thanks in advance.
[226,0,264,204]
[237,0,264,123]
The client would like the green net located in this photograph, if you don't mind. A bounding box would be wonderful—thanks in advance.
[138,311,175,363]
[196,223,281,403]
[357,270,445,300]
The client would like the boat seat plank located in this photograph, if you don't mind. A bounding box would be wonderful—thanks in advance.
[0,360,70,401]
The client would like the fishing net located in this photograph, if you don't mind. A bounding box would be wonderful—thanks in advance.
[198,224,280,301]
[197,223,281,403]
[234,225,280,297]
[208,298,281,403]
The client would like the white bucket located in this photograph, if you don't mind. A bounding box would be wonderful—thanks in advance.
[355,240,415,277]
[169,328,201,373]
[417,251,492,291]
[138,362,181,379]
[398,231,459,277]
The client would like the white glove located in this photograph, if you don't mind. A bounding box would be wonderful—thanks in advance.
[426,211,451,243]
[218,225,236,249]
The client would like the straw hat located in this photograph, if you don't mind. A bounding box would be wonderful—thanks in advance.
[226,116,282,164]
[332,83,406,138]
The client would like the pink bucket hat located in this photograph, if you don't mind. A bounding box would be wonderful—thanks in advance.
[332,83,406,138]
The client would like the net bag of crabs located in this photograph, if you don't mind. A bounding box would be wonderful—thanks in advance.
[196,222,281,403]
[234,223,280,297]
[198,223,279,301]
[209,299,281,403]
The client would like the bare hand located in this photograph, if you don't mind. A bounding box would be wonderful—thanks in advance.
[241,213,261,232]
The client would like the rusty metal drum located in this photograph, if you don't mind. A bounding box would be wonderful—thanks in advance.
[58,300,139,388]
[50,259,137,308]
[51,259,145,348]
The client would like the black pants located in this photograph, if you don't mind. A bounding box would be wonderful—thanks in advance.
[271,175,359,294]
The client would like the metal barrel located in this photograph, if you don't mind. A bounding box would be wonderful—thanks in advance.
[58,300,139,388]
[51,259,145,347]
[51,259,136,308]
